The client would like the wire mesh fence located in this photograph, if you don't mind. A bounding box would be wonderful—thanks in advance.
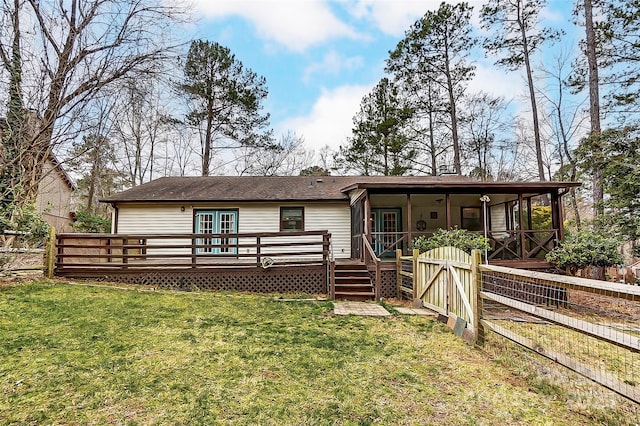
[0,230,47,278]
[480,265,639,422]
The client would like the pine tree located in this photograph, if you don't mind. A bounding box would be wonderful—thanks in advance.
[337,78,415,176]
[387,2,476,175]
[180,40,273,176]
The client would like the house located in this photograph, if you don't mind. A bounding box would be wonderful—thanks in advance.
[100,175,578,265]
[0,117,76,232]
[60,175,579,298]
[35,153,76,232]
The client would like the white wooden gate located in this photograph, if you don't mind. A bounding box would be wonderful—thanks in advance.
[416,247,476,331]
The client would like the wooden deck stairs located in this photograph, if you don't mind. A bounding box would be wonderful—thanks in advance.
[334,262,375,301]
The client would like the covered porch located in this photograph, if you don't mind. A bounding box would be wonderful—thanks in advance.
[346,180,580,269]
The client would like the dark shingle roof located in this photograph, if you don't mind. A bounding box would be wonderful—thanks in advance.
[100,175,579,204]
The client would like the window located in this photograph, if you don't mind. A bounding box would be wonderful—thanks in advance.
[280,207,304,231]
[461,207,482,231]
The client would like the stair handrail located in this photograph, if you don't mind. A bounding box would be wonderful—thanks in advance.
[362,235,382,301]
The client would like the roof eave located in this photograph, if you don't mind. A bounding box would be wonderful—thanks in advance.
[341,181,581,193]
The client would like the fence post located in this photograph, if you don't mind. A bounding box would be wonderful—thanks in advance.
[470,249,484,345]
[44,227,56,279]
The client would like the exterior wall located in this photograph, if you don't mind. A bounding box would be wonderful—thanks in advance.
[114,201,352,259]
[370,193,496,234]
[36,159,74,232]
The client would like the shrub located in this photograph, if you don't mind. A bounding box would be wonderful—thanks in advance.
[411,227,490,254]
[71,209,111,233]
[545,230,623,274]
[530,205,551,230]
[0,201,49,244]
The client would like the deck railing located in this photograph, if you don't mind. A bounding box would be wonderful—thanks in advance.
[355,229,560,262]
[55,231,331,276]
[362,235,382,300]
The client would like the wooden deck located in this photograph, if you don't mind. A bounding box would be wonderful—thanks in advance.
[55,231,331,277]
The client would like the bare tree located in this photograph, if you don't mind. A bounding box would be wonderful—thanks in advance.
[461,92,511,181]
[539,49,588,228]
[234,132,314,176]
[111,79,171,186]
[0,0,187,204]
[481,0,562,181]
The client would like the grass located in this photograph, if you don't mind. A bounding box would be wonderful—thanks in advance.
[0,280,621,425]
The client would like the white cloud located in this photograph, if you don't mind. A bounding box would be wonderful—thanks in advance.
[469,62,527,104]
[347,0,464,36]
[303,50,364,82]
[278,85,371,153]
[191,0,365,52]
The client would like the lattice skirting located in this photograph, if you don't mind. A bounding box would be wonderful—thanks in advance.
[84,266,328,295]
[367,269,398,299]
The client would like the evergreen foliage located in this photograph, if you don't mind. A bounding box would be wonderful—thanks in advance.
[71,209,111,233]
[411,228,490,254]
[180,40,273,176]
[337,78,415,175]
[0,199,49,243]
[546,229,623,273]
[575,125,640,255]
[387,2,476,175]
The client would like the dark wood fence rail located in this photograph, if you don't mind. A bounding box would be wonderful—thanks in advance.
[55,231,331,275]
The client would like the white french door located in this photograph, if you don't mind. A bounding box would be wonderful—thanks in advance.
[195,210,238,254]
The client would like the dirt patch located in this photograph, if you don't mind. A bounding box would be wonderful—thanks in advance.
[569,289,640,320]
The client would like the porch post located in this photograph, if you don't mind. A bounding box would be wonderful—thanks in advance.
[445,193,451,230]
[364,192,371,242]
[407,193,412,254]
[364,191,371,264]
[553,190,564,240]
[518,193,525,259]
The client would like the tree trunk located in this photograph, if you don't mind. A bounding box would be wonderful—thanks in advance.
[519,8,545,181]
[444,62,462,175]
[584,0,604,280]
[584,0,603,217]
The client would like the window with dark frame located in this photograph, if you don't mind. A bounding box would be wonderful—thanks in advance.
[280,207,304,231]
[461,207,482,231]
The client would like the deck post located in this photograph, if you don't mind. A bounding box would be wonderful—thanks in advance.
[191,236,197,267]
[256,236,261,266]
[471,249,484,346]
[412,249,419,303]
[330,260,336,299]
[396,249,402,299]
[375,259,381,301]
[122,238,128,267]
[323,232,331,265]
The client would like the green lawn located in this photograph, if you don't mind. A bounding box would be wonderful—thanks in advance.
[0,280,614,425]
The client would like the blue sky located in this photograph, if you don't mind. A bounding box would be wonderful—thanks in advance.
[186,0,579,155]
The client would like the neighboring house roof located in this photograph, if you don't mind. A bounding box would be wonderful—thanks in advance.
[101,176,581,204]
[46,152,76,191]
[0,116,75,191]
